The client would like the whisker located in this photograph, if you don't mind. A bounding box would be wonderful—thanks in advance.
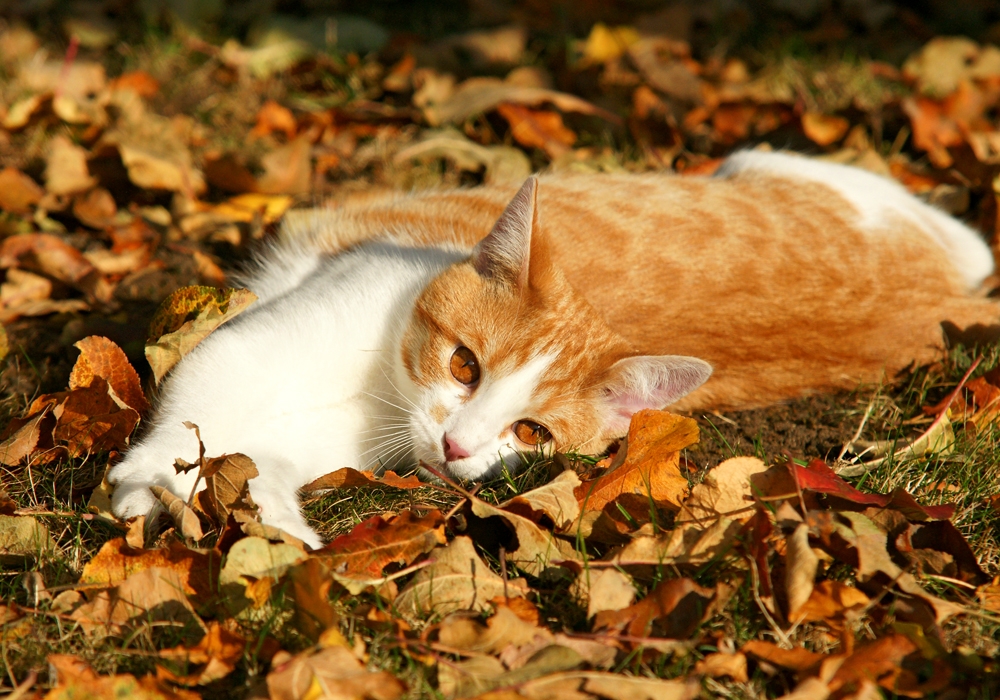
[362,391,416,416]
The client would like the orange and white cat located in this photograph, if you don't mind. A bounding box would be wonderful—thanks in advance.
[108,151,997,547]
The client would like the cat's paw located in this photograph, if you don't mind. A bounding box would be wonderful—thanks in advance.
[110,480,159,519]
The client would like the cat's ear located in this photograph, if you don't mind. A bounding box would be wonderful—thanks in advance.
[600,355,712,436]
[472,176,539,287]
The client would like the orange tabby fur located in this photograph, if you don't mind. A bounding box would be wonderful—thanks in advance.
[288,162,999,413]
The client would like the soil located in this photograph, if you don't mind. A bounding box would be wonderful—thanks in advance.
[689,392,864,469]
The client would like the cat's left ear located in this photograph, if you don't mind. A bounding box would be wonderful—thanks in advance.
[472,176,539,287]
[600,355,712,436]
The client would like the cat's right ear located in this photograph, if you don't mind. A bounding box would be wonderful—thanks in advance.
[599,355,712,436]
[472,176,538,287]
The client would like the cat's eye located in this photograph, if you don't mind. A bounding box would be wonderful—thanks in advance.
[512,419,553,446]
[450,346,480,386]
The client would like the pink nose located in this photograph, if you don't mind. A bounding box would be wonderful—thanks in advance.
[443,434,470,461]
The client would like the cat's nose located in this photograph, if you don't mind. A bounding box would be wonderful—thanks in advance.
[442,434,470,461]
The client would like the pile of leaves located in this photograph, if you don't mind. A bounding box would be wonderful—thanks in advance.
[1,322,999,698]
[2,2,1000,697]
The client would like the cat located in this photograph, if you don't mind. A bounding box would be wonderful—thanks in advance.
[108,150,998,548]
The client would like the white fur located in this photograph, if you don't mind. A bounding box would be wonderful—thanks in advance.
[716,151,994,289]
[109,242,463,548]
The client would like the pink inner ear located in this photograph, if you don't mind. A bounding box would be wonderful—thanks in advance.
[600,355,713,436]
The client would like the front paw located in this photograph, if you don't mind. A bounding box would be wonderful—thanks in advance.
[110,481,159,519]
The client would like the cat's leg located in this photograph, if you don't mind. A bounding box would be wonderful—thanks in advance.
[247,456,324,550]
[108,442,200,519]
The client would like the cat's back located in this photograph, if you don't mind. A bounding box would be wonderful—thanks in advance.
[299,152,997,409]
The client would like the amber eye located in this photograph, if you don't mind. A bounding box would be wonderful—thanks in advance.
[512,420,553,446]
[449,346,480,386]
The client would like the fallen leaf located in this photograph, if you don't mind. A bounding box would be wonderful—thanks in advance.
[607,517,742,568]
[790,580,869,624]
[46,667,201,700]
[497,103,577,157]
[250,100,297,140]
[580,23,641,65]
[628,37,703,103]
[695,652,748,682]
[145,286,258,384]
[576,410,698,514]
[0,409,53,466]
[79,538,218,596]
[208,193,293,224]
[593,577,716,639]
[802,112,850,146]
[395,536,529,617]
[423,76,616,127]
[302,467,425,492]
[0,514,55,564]
[785,523,819,619]
[45,135,97,196]
[150,486,205,541]
[265,645,404,700]
[393,128,531,184]
[570,567,635,618]
[158,622,246,686]
[110,70,161,97]
[72,187,117,229]
[285,557,340,642]
[676,456,766,523]
[218,536,309,589]
[0,232,110,302]
[320,510,446,593]
[70,335,149,414]
[256,136,312,195]
[198,453,259,527]
[502,469,582,533]
[740,640,823,672]
[0,167,44,214]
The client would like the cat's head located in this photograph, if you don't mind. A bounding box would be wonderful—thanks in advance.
[400,176,712,481]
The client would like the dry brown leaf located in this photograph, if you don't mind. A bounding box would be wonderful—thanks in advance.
[423,76,615,126]
[2,94,47,130]
[580,23,641,65]
[145,286,258,384]
[785,523,819,619]
[70,335,149,414]
[676,456,765,524]
[570,567,635,618]
[150,486,204,541]
[72,187,117,229]
[303,467,424,492]
[628,37,703,103]
[158,622,246,686]
[593,577,716,639]
[802,112,850,146]
[19,58,106,99]
[71,566,204,640]
[576,410,697,514]
[395,536,529,617]
[791,580,870,624]
[502,469,581,533]
[266,645,404,700]
[250,100,297,140]
[110,70,161,97]
[469,472,582,577]
[46,666,201,700]
[497,103,576,157]
[0,167,43,214]
[79,538,217,595]
[44,378,140,456]
[740,640,824,672]
[0,232,110,301]
[256,136,312,195]
[320,510,446,590]
[198,453,259,526]
[207,193,293,224]
[695,652,749,682]
[0,267,51,309]
[45,135,97,196]
[393,128,532,185]
[0,514,56,564]
[0,409,52,466]
[286,557,340,642]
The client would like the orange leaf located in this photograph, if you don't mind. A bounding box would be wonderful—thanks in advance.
[497,102,576,157]
[319,509,446,580]
[70,336,149,414]
[250,100,297,140]
[576,410,697,513]
[593,577,716,639]
[79,538,218,598]
[158,622,246,686]
[801,112,849,146]
[302,467,424,492]
[0,167,43,215]
[110,70,161,97]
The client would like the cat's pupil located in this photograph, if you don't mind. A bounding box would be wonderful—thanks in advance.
[513,419,552,446]
[450,346,480,386]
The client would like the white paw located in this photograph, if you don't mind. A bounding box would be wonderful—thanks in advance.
[110,481,159,519]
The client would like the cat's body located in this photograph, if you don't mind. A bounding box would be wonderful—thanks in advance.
[108,151,998,547]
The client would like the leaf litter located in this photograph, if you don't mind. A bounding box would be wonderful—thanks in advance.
[0,3,999,699]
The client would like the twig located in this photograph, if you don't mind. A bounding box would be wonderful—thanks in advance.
[837,397,876,463]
